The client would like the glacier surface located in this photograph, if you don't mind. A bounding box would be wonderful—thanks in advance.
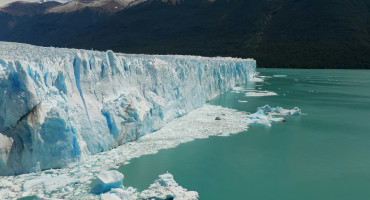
[0,42,256,175]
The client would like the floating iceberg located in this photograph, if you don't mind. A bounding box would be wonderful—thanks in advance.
[138,173,199,200]
[257,105,301,116]
[0,42,256,175]
[91,170,124,194]
[246,105,301,126]
[100,173,198,200]
[245,91,278,97]
[273,75,287,78]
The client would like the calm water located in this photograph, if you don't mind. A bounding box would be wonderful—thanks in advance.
[119,69,370,200]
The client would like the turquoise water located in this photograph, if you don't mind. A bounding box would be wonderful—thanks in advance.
[119,69,370,200]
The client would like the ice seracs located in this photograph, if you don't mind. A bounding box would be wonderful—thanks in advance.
[0,42,256,175]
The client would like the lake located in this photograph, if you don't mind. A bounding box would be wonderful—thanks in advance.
[119,68,370,200]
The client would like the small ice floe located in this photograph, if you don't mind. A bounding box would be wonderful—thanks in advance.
[273,75,287,78]
[249,77,264,82]
[231,86,246,93]
[100,173,198,200]
[139,173,199,200]
[238,100,248,103]
[246,105,301,126]
[245,91,278,97]
[91,170,124,194]
[258,76,272,78]
[257,105,301,116]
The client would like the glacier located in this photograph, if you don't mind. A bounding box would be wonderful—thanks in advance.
[0,42,256,175]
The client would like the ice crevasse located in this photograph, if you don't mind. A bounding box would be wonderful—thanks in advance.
[0,42,256,175]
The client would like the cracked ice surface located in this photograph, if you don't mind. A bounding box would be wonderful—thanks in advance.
[0,42,256,175]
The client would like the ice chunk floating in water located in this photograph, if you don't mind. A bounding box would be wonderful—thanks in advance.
[91,170,124,194]
[247,105,301,126]
[0,42,256,175]
[245,91,278,97]
[273,75,287,78]
[100,173,198,200]
[139,173,199,200]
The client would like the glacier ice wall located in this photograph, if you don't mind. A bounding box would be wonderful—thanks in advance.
[0,42,256,175]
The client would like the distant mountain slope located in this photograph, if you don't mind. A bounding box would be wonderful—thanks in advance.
[251,0,370,68]
[1,0,370,68]
[0,1,62,16]
[47,0,147,13]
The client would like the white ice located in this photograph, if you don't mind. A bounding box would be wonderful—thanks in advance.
[100,172,198,200]
[0,104,301,199]
[248,77,264,82]
[101,187,138,200]
[245,91,278,97]
[91,170,124,194]
[0,42,256,175]
[138,173,199,200]
[247,105,302,126]
[273,75,287,78]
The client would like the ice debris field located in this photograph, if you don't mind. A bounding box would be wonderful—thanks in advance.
[0,104,300,199]
[0,42,301,199]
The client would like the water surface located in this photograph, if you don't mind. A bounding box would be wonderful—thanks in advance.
[119,69,370,200]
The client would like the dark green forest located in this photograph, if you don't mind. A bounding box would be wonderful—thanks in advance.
[1,0,370,68]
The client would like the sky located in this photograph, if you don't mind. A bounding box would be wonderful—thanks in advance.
[0,0,70,7]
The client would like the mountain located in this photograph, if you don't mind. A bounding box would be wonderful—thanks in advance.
[47,0,147,13]
[0,1,62,16]
[1,0,370,69]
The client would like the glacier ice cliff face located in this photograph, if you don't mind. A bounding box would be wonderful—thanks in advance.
[0,42,256,175]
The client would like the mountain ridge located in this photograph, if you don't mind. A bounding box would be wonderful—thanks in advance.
[1,0,370,69]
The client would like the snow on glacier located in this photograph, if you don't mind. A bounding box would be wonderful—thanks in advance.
[0,42,256,175]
